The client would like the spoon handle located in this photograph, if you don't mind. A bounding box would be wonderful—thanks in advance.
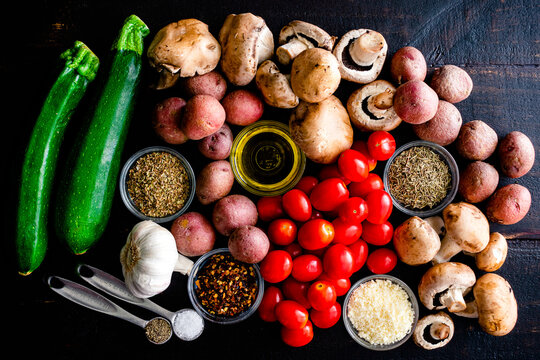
[48,276,147,329]
[76,264,174,319]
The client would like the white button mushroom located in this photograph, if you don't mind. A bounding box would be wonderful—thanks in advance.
[147,19,221,90]
[455,273,518,336]
[418,262,476,313]
[413,312,455,350]
[432,202,490,264]
[393,216,441,266]
[218,13,274,86]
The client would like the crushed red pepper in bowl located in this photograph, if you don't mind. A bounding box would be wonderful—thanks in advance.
[187,248,264,324]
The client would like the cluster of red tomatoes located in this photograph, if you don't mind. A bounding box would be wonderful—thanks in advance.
[255,131,398,347]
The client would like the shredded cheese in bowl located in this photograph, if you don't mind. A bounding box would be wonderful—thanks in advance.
[343,275,419,350]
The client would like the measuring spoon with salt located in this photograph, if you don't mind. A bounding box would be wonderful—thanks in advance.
[47,275,172,345]
[76,264,204,341]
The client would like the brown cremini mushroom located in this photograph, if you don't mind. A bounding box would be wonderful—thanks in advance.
[413,312,455,350]
[347,80,402,132]
[455,273,518,336]
[290,48,341,103]
[467,232,508,272]
[255,60,299,109]
[418,262,476,313]
[333,29,387,84]
[147,19,221,90]
[276,20,337,66]
[393,216,441,265]
[432,202,490,264]
[219,13,274,86]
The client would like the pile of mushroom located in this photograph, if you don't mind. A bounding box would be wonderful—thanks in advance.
[392,201,516,349]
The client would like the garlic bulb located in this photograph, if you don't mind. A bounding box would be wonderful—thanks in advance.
[120,220,194,298]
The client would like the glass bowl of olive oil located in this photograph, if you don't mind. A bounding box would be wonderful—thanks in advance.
[230,120,306,196]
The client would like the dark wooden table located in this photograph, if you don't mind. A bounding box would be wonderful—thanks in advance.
[5,1,539,359]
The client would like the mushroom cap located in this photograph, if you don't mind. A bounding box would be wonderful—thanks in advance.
[289,95,353,164]
[418,262,476,311]
[475,232,508,272]
[278,20,336,50]
[147,19,221,89]
[255,60,299,109]
[413,312,455,350]
[290,48,341,103]
[347,80,402,132]
[474,273,518,336]
[219,13,274,86]
[443,202,490,253]
[393,216,441,265]
[333,29,387,84]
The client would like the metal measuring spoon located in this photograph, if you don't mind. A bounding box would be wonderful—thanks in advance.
[47,276,172,345]
[76,264,204,341]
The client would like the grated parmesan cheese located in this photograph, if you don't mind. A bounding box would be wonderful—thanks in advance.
[347,279,414,345]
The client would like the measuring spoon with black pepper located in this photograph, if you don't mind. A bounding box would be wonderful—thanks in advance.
[76,264,204,341]
[47,275,172,345]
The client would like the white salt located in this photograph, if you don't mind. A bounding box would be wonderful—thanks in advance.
[173,308,204,341]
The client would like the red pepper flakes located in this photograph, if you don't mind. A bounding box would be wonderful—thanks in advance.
[195,253,258,317]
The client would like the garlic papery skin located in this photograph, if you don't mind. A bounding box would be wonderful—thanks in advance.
[120,220,181,298]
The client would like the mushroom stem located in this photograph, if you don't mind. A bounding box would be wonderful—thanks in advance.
[455,300,479,318]
[430,322,451,340]
[372,88,394,110]
[432,235,463,264]
[277,38,312,65]
[440,287,468,312]
[349,31,385,66]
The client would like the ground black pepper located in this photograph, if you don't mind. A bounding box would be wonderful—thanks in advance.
[195,253,258,317]
[126,151,190,217]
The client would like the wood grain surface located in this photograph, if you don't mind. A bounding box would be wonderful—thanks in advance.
[5,0,539,359]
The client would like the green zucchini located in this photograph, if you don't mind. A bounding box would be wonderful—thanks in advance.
[16,41,99,275]
[55,15,149,255]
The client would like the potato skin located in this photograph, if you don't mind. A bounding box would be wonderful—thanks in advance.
[181,70,227,100]
[498,131,535,178]
[181,94,226,140]
[390,46,427,84]
[196,160,235,205]
[458,161,499,203]
[212,194,258,236]
[228,225,270,263]
[197,123,233,160]
[221,89,264,126]
[486,184,531,225]
[456,120,498,160]
[393,79,439,124]
[430,65,473,103]
[171,212,216,257]
[152,97,189,144]
[412,100,462,146]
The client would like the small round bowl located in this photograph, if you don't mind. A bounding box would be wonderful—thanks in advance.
[342,274,419,351]
[383,140,459,217]
[230,120,306,196]
[187,248,264,325]
[119,146,196,223]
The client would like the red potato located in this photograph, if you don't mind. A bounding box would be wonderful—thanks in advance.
[458,161,499,203]
[393,79,439,124]
[171,212,216,257]
[181,94,226,140]
[196,160,235,205]
[152,97,189,144]
[498,131,535,178]
[456,120,498,160]
[486,184,531,225]
[180,70,227,100]
[197,123,233,160]
[221,89,264,126]
[390,46,427,84]
[430,65,473,103]
[228,225,270,263]
[412,100,462,146]
[212,194,258,236]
